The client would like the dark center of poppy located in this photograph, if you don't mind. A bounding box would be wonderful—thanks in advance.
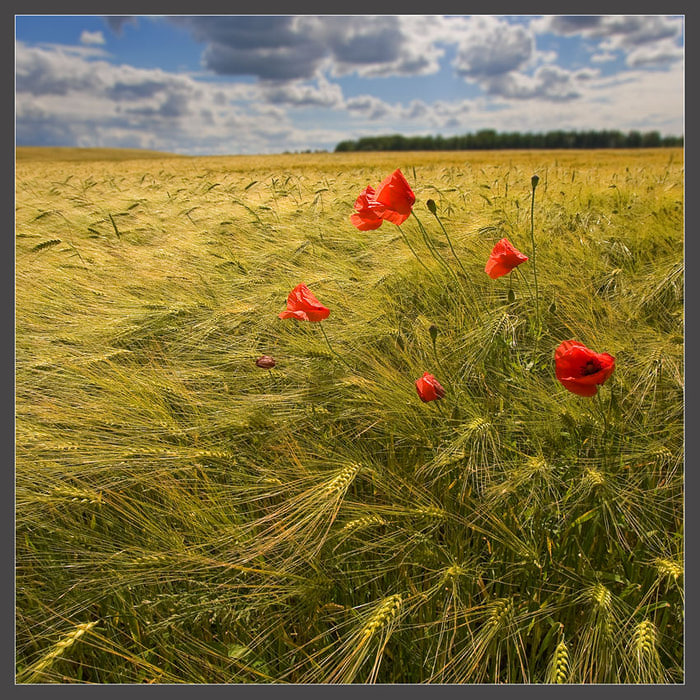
[581,360,601,376]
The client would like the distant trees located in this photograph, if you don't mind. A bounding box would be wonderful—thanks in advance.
[334,129,682,152]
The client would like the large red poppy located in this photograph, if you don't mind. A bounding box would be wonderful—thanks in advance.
[554,340,615,397]
[350,185,385,231]
[485,238,529,279]
[278,283,330,322]
[374,169,416,225]
[349,169,416,230]
[415,372,446,402]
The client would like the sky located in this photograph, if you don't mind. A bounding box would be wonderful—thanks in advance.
[15,14,684,155]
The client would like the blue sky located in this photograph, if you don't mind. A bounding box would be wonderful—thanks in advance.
[15,14,684,155]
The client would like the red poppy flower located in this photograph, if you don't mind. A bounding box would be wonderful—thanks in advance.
[278,283,330,322]
[485,238,529,279]
[374,169,416,225]
[415,372,446,402]
[554,340,615,397]
[350,185,385,231]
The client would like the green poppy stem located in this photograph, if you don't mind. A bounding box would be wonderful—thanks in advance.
[434,398,447,418]
[411,211,459,283]
[396,223,434,277]
[515,265,535,302]
[529,176,541,334]
[427,208,469,278]
[319,323,354,371]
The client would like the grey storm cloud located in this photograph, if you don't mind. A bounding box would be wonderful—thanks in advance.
[545,16,607,34]
[107,79,171,101]
[166,15,410,81]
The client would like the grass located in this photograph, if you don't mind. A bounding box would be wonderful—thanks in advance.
[16,147,683,683]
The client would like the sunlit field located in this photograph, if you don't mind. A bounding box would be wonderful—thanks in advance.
[16,147,683,684]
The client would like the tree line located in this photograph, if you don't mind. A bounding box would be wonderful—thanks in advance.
[334,129,683,152]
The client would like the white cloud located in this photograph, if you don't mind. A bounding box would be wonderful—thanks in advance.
[14,15,684,155]
[591,51,618,64]
[534,15,683,68]
[80,30,105,46]
[625,40,684,68]
[483,65,599,102]
[259,75,344,108]
[15,41,303,154]
[452,16,534,79]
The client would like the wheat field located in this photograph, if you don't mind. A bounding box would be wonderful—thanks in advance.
[16,147,683,683]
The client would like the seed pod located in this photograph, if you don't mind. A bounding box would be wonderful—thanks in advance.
[255,355,276,369]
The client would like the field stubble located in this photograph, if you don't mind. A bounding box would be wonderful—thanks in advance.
[16,148,683,683]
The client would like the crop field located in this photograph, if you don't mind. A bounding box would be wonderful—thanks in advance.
[16,147,683,684]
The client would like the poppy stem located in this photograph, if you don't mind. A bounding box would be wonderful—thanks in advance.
[529,176,541,334]
[427,208,469,278]
[411,211,460,284]
[431,338,456,398]
[595,390,609,435]
[396,224,434,276]
[515,265,534,301]
[319,323,355,371]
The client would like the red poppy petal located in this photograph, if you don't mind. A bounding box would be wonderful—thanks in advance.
[379,208,411,226]
[350,212,384,230]
[375,169,415,216]
[555,340,589,360]
[304,308,330,322]
[279,310,309,321]
[558,378,600,397]
[485,260,513,279]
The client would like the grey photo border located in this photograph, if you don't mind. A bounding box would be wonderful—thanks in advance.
[7,2,692,696]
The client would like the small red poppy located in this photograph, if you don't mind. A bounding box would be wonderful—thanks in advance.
[374,169,416,225]
[415,372,446,402]
[278,283,330,323]
[350,185,385,231]
[554,340,615,397]
[485,238,529,279]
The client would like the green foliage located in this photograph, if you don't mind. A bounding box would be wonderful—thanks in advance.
[334,130,683,152]
[16,149,683,683]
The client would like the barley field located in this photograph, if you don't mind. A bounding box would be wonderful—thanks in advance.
[15,147,684,684]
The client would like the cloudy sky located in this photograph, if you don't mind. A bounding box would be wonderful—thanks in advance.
[15,14,684,155]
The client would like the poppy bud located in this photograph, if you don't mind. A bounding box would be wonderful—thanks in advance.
[531,174,540,190]
[429,324,439,343]
[507,288,516,303]
[255,355,276,369]
[426,199,437,214]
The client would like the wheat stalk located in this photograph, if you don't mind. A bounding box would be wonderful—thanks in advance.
[628,619,667,683]
[17,621,97,683]
[546,637,570,683]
